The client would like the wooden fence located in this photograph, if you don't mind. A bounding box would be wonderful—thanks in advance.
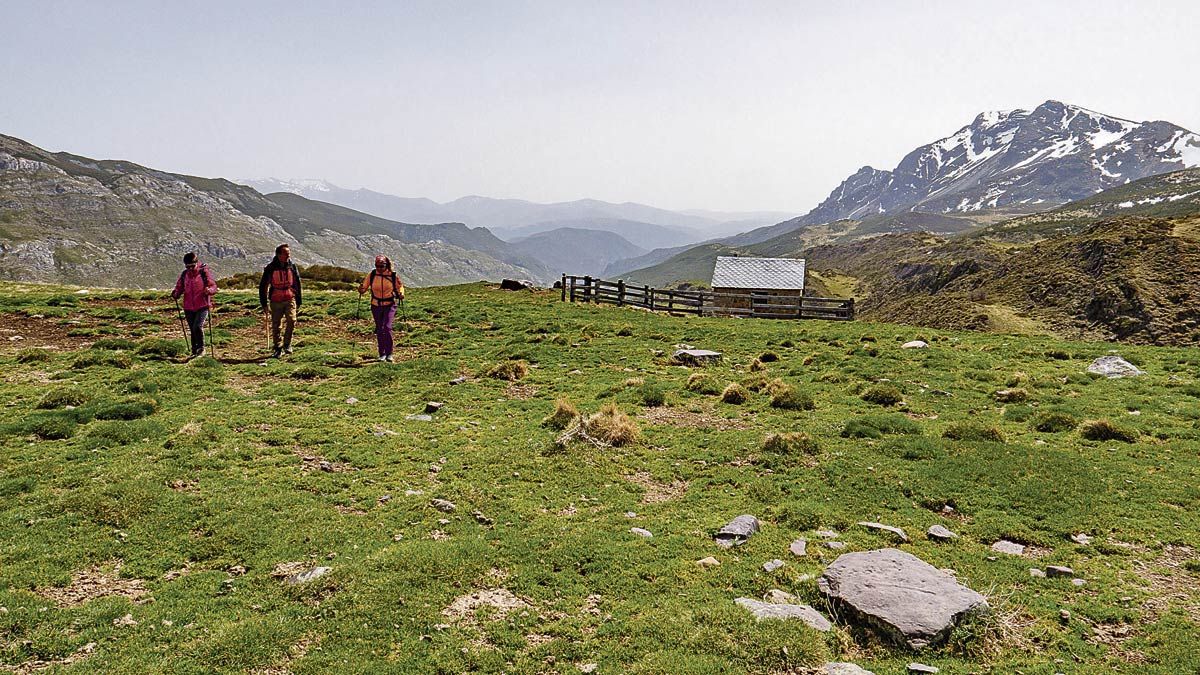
[559,275,854,321]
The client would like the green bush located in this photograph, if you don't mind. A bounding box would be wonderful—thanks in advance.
[861,384,903,406]
[770,385,814,411]
[27,413,77,440]
[943,422,1005,443]
[1079,419,1139,443]
[638,383,666,407]
[290,365,332,380]
[841,413,920,438]
[36,387,89,409]
[685,373,721,395]
[762,432,820,456]
[135,338,186,359]
[721,383,748,404]
[72,351,133,369]
[1033,412,1078,433]
[841,420,883,439]
[91,337,137,351]
[94,400,157,421]
[16,348,52,364]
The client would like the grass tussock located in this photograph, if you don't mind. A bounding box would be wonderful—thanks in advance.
[861,383,903,406]
[769,382,814,411]
[486,360,529,381]
[1079,419,1139,443]
[36,387,89,409]
[1032,411,1078,433]
[582,403,640,446]
[721,383,748,404]
[541,398,579,430]
[943,422,1006,443]
[762,432,820,456]
[685,372,721,395]
[994,388,1029,403]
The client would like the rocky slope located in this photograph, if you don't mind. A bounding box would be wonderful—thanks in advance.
[508,227,646,278]
[0,135,540,287]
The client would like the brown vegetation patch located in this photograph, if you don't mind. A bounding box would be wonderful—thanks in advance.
[36,561,148,607]
[625,471,688,503]
[293,450,354,474]
[0,314,89,353]
[168,478,198,493]
[443,588,531,625]
[637,405,749,430]
[1132,545,1200,622]
[505,383,538,400]
[7,641,97,674]
[250,634,320,675]
[334,505,368,516]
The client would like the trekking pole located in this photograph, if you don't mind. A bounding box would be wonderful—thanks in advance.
[400,298,407,321]
[172,297,189,354]
[263,309,271,353]
[356,293,361,321]
[206,305,217,360]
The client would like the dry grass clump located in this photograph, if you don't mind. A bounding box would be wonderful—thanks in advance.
[686,373,721,395]
[762,432,820,456]
[759,351,780,363]
[741,374,769,392]
[487,360,529,381]
[749,358,766,372]
[541,398,579,430]
[582,404,640,446]
[943,422,1005,443]
[861,383,903,406]
[1079,419,1139,443]
[721,383,749,404]
[770,384,814,411]
[993,388,1029,403]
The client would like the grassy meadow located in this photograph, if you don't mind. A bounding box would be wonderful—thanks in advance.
[1,281,1199,673]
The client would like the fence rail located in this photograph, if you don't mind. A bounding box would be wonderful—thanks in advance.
[559,275,854,321]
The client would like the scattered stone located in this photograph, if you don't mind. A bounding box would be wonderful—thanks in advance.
[907,664,939,674]
[1087,356,1144,378]
[1070,533,1092,545]
[714,514,760,548]
[763,589,796,604]
[430,498,456,513]
[929,389,952,396]
[425,402,445,414]
[993,388,1027,403]
[437,518,450,526]
[927,525,957,541]
[763,559,785,573]
[472,510,494,526]
[1059,609,1071,623]
[826,541,846,550]
[815,529,839,539]
[696,557,721,568]
[428,464,441,474]
[378,494,392,504]
[404,489,423,496]
[858,521,909,542]
[285,566,331,585]
[1029,568,1046,578]
[672,349,723,367]
[113,613,137,627]
[1071,578,1087,587]
[825,664,875,675]
[449,376,468,385]
[789,538,808,557]
[344,396,358,405]
[901,340,928,349]
[991,540,1025,556]
[499,278,535,291]
[624,511,637,518]
[734,598,832,632]
[630,527,653,538]
[578,664,598,674]
[406,413,433,422]
[818,548,989,650]
[1046,565,1074,578]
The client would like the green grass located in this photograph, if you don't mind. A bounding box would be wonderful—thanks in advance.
[1,281,1200,673]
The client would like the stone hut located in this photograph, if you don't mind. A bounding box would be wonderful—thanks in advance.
[710,256,807,315]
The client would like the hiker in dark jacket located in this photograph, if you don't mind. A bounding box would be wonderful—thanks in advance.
[171,252,217,358]
[258,243,302,358]
[358,254,405,362]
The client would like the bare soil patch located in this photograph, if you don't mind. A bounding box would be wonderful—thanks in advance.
[443,588,531,625]
[1133,545,1200,622]
[624,471,688,503]
[0,314,89,353]
[637,405,750,430]
[505,383,538,400]
[35,561,148,607]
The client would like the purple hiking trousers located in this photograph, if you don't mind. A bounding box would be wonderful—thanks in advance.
[371,303,396,356]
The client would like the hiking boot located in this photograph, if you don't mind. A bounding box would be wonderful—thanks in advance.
[377,355,387,362]
[283,347,294,355]
[271,348,282,359]
[384,354,394,362]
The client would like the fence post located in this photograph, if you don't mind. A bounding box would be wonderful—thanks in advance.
[617,279,625,306]
[646,285,653,310]
[797,294,803,320]
[847,298,855,321]
[561,274,566,302]
[583,276,592,303]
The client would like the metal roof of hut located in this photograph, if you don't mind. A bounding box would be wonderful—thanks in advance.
[711,256,806,290]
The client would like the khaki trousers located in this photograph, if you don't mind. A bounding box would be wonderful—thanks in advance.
[269,299,296,350]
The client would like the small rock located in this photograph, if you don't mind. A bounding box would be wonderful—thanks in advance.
[630,527,653,538]
[901,340,928,349]
[344,397,358,405]
[1046,565,1074,578]
[404,489,423,496]
[789,538,808,556]
[428,464,442,473]
[437,518,450,525]
[696,557,721,568]
[378,494,392,504]
[228,565,246,576]
[927,525,957,541]
[735,597,832,631]
[908,664,939,674]
[672,349,723,366]
[430,498,456,512]
[1070,533,1092,545]
[625,511,637,518]
[1059,609,1071,623]
[113,613,137,627]
[929,389,952,396]
[318,461,334,473]
[1087,356,1144,378]
[406,413,433,422]
[1029,568,1046,578]
[815,529,839,539]
[449,376,468,385]
[392,533,404,541]
[714,514,760,548]
[826,541,846,550]
[991,540,1025,556]
[425,402,445,414]
[763,559,785,573]
[578,664,598,674]
[286,566,331,585]
[763,589,796,604]
[858,521,909,542]
[472,510,494,526]
[826,664,875,675]
[1071,578,1087,587]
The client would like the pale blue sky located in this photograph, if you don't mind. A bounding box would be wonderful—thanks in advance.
[4,0,1198,212]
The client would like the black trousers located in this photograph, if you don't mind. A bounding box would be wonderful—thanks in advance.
[184,308,208,355]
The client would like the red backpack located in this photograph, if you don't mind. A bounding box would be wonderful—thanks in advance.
[270,267,295,303]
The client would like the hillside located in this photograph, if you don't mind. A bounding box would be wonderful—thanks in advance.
[508,228,645,278]
[495,218,689,252]
[3,281,1200,672]
[0,135,542,287]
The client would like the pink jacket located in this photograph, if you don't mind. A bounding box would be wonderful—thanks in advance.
[172,263,217,311]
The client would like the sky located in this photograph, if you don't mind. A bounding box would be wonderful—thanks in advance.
[3,0,1199,213]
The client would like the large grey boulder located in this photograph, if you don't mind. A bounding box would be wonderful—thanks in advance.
[818,548,989,650]
[1086,356,1144,378]
[672,349,723,366]
[734,598,832,632]
[714,514,760,548]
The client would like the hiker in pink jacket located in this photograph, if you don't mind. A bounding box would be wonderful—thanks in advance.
[171,252,217,357]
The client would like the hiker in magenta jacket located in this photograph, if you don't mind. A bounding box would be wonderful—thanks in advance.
[171,252,217,357]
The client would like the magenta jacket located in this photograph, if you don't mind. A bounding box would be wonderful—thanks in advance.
[172,263,217,311]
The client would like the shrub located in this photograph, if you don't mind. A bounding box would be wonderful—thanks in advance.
[1033,412,1078,433]
[37,387,89,409]
[721,383,748,404]
[759,351,780,363]
[72,351,133,370]
[1044,349,1070,360]
[95,400,157,421]
[28,413,77,440]
[616,325,634,337]
[841,413,920,438]
[91,337,137,351]
[943,422,1005,443]
[841,420,883,439]
[686,373,721,395]
[749,358,766,372]
[993,388,1029,403]
[583,404,639,446]
[1079,419,1139,443]
[486,360,529,381]
[741,374,769,392]
[762,432,820,456]
[770,385,814,411]
[861,384,903,406]
[638,383,666,407]
[135,338,186,359]
[16,348,52,364]
[542,398,579,430]
[290,365,331,380]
